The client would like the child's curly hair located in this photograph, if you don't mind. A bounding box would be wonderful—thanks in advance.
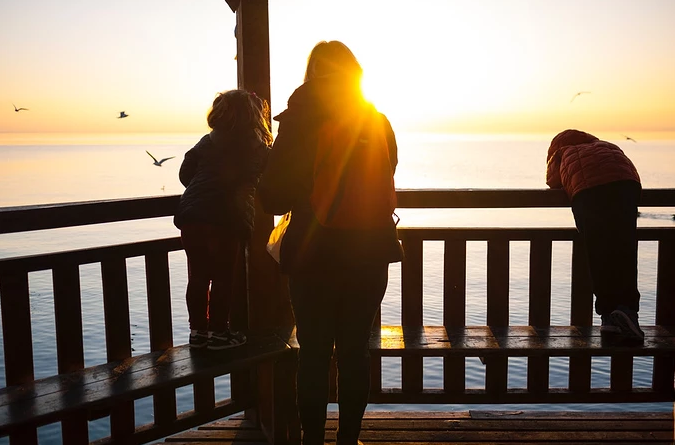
[207,90,273,146]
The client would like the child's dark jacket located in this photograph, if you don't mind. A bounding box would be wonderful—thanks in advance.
[174,131,269,240]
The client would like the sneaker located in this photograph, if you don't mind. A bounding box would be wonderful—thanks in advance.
[207,330,247,350]
[189,330,209,348]
[600,314,621,335]
[610,306,645,341]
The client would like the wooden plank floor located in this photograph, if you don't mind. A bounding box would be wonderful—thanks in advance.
[158,410,674,444]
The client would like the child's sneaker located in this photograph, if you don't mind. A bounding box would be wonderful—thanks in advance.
[189,330,209,348]
[610,306,645,342]
[208,330,247,350]
[600,314,621,335]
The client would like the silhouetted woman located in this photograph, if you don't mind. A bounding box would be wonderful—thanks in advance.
[259,41,403,445]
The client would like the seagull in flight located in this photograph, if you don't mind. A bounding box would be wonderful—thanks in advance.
[570,91,591,103]
[118,111,128,118]
[13,103,29,112]
[146,150,175,167]
[622,134,637,143]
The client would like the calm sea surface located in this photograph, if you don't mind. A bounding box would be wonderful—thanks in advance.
[1,132,674,443]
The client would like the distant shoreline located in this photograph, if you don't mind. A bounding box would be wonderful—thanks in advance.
[2,131,675,146]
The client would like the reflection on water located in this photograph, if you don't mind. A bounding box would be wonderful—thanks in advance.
[1,134,674,443]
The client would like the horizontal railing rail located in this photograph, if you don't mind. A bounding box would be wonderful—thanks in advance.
[2,189,674,234]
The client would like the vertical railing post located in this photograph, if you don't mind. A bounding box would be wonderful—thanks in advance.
[145,252,177,426]
[400,232,423,394]
[53,264,88,444]
[569,235,593,394]
[653,234,675,397]
[528,237,552,394]
[0,271,38,445]
[443,239,466,394]
[485,238,509,395]
[101,256,135,440]
[233,1,296,443]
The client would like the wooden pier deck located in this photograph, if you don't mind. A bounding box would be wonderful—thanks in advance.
[157,410,674,444]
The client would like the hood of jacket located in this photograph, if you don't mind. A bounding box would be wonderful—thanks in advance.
[274,74,366,124]
[547,129,599,162]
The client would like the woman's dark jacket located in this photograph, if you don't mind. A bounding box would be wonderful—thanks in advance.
[258,75,403,274]
[174,130,269,240]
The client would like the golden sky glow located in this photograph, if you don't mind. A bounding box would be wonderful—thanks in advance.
[1,0,674,139]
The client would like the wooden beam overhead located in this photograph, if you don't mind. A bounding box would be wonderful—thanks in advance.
[225,0,240,13]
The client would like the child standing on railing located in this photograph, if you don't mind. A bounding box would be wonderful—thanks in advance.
[174,90,272,350]
[546,129,643,341]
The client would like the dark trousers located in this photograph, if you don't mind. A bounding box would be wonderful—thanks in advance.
[181,224,241,332]
[289,265,388,445]
[571,180,641,316]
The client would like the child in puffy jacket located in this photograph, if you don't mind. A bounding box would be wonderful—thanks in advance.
[546,129,643,341]
[174,90,271,350]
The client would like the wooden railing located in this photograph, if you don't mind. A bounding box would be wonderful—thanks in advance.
[371,189,675,406]
[0,197,262,444]
[365,225,675,404]
[0,189,674,444]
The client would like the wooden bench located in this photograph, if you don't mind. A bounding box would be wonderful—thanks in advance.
[0,333,292,444]
[279,324,675,405]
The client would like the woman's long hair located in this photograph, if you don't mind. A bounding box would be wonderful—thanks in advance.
[207,90,273,146]
[304,40,363,82]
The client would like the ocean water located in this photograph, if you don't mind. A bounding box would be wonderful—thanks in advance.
[0,132,674,443]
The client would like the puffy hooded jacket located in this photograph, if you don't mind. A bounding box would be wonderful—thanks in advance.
[174,130,269,239]
[258,74,403,273]
[546,129,640,199]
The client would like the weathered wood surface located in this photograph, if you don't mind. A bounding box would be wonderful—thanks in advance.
[277,325,675,405]
[0,335,290,434]
[279,325,675,357]
[158,411,674,444]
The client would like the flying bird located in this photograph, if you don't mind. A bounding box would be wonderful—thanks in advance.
[13,103,29,112]
[146,150,175,167]
[622,134,637,143]
[118,111,128,118]
[570,91,591,103]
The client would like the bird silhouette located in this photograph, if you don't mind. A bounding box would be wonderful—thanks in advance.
[570,91,591,103]
[622,134,637,143]
[118,111,128,118]
[13,103,29,112]
[146,151,175,167]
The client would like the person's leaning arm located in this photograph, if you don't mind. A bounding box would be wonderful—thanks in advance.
[545,150,562,189]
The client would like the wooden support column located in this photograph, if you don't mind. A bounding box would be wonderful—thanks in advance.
[233,0,293,333]
[229,1,296,443]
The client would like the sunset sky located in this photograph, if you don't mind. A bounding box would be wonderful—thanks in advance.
[1,0,674,139]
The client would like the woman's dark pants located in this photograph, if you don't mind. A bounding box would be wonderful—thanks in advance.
[571,180,641,316]
[289,265,388,445]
